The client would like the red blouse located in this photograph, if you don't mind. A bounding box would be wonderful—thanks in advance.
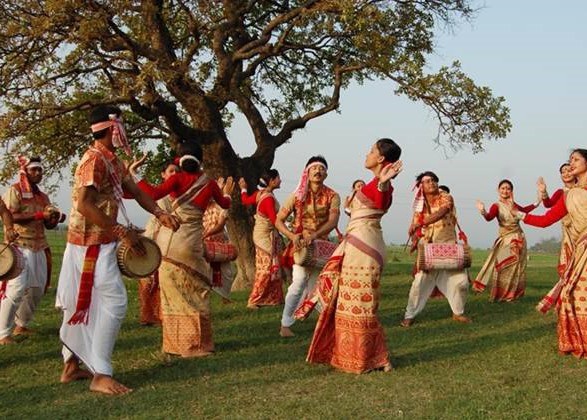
[524,194,568,228]
[543,188,563,208]
[241,190,278,224]
[361,177,393,210]
[483,202,537,222]
[138,172,231,210]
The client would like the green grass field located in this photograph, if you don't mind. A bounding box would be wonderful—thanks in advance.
[1,233,586,419]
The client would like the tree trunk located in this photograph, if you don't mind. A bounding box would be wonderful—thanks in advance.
[226,204,256,291]
[199,139,265,291]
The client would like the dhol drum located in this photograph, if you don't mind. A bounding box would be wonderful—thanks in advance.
[0,243,25,282]
[293,239,338,269]
[204,241,238,263]
[116,236,162,278]
[417,242,472,272]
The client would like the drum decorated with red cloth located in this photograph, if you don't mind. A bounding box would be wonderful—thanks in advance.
[204,241,238,263]
[293,239,338,269]
[417,242,472,271]
[0,243,24,282]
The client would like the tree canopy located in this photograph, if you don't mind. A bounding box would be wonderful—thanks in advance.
[0,0,511,183]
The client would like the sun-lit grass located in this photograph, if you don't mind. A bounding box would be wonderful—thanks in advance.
[2,233,586,419]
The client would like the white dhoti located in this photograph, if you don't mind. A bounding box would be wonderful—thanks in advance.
[56,242,127,376]
[0,247,48,338]
[281,264,320,327]
[404,269,469,320]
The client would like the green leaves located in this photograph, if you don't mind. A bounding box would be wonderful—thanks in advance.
[0,0,511,185]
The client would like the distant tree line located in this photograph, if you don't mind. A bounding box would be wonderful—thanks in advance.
[530,237,561,253]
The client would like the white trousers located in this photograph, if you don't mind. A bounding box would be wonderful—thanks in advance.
[404,269,469,320]
[280,264,320,328]
[0,247,47,338]
[56,242,127,376]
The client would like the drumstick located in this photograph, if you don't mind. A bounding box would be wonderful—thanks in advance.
[0,243,10,255]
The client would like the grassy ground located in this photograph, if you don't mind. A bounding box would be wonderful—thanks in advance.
[1,233,586,419]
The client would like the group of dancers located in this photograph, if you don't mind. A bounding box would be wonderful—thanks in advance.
[1,104,586,395]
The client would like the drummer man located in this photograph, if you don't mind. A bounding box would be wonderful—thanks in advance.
[400,171,471,327]
[55,105,179,395]
[0,156,63,344]
[275,155,340,338]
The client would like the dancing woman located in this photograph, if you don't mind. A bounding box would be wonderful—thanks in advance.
[138,142,234,358]
[534,164,576,312]
[520,149,587,357]
[473,180,537,302]
[239,170,284,309]
[296,138,402,373]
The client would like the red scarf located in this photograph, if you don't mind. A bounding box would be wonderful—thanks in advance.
[68,244,100,325]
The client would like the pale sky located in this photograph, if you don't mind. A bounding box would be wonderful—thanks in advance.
[21,0,587,248]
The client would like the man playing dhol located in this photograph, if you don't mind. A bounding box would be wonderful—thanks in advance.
[276,156,340,337]
[401,171,471,327]
[0,156,65,344]
[56,105,179,395]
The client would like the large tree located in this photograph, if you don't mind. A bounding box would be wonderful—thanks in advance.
[0,0,510,288]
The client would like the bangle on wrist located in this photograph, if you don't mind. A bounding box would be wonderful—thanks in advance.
[34,211,44,221]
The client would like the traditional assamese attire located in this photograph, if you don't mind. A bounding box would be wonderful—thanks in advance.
[404,191,469,320]
[203,202,234,300]
[280,168,340,328]
[138,196,172,325]
[0,160,52,339]
[138,171,231,356]
[296,178,393,373]
[535,188,573,312]
[472,201,537,302]
[56,141,130,376]
[241,189,284,307]
[523,186,587,357]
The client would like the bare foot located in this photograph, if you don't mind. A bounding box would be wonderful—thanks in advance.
[382,362,393,372]
[452,314,472,323]
[279,326,295,337]
[13,326,34,336]
[0,336,16,345]
[60,360,93,383]
[180,350,213,358]
[399,318,414,328]
[247,303,259,310]
[90,374,132,395]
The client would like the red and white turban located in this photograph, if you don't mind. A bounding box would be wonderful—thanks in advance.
[16,156,42,199]
[90,114,131,156]
[293,161,327,202]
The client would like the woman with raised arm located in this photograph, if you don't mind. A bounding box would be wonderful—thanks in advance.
[534,164,576,312]
[239,169,284,309]
[519,149,587,358]
[473,180,538,302]
[137,142,234,358]
[296,138,402,374]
